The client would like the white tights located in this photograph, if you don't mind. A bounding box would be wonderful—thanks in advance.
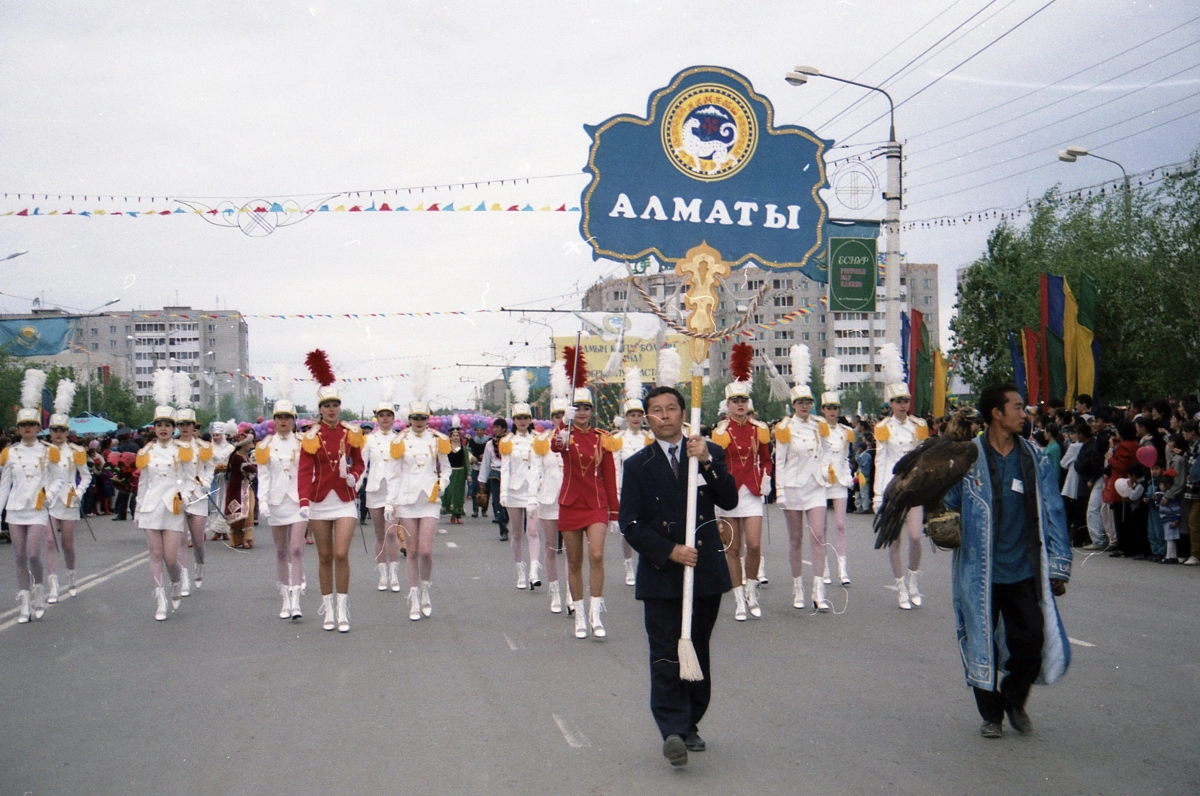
[785,507,828,578]
[11,524,46,590]
[507,507,542,567]
[272,522,307,586]
[45,518,77,574]
[178,514,207,569]
[144,528,183,588]
[888,506,924,578]
[401,517,437,587]
[369,507,400,565]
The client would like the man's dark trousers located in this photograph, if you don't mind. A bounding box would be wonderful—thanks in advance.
[973,577,1045,722]
[644,594,722,739]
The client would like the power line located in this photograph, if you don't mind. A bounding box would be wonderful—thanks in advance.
[912,88,1200,191]
[910,105,1200,204]
[909,13,1200,142]
[816,0,1003,133]
[837,0,1061,146]
[915,65,1200,175]
[912,37,1200,162]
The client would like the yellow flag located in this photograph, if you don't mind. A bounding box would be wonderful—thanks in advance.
[933,350,949,417]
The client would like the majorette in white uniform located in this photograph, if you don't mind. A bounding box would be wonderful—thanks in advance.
[774,411,826,512]
[612,366,653,587]
[871,404,928,507]
[136,434,187,533]
[499,427,539,510]
[821,418,856,500]
[2,370,53,623]
[207,422,235,538]
[387,422,451,519]
[44,437,91,522]
[363,423,402,511]
[255,425,305,526]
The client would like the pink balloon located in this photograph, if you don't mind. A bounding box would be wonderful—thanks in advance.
[1136,445,1157,468]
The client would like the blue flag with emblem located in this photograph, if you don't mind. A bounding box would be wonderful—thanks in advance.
[0,317,79,357]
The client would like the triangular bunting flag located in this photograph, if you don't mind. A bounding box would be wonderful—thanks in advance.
[475,202,486,211]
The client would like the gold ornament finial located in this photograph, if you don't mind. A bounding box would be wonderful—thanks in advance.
[675,242,730,364]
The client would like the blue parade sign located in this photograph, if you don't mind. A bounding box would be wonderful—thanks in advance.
[581,66,831,273]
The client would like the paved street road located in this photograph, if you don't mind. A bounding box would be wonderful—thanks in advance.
[1,507,1197,795]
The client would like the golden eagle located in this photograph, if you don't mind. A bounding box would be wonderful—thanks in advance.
[873,409,980,549]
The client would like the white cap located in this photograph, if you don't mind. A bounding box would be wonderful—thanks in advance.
[572,388,593,406]
[153,405,177,423]
[550,398,569,414]
[624,398,645,414]
[373,402,396,417]
[16,408,41,425]
[512,402,533,418]
[273,400,298,418]
[885,382,911,401]
[725,381,751,399]
[408,400,430,417]
[175,408,197,424]
[820,391,840,406]
[790,384,814,402]
[48,413,71,429]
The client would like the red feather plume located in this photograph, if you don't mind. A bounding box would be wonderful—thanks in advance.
[304,349,336,387]
[730,342,753,382]
[563,346,587,389]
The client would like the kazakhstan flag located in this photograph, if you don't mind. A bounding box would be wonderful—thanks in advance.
[0,317,79,357]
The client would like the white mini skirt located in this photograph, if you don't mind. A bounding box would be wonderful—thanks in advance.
[7,507,49,526]
[365,486,389,510]
[138,504,186,532]
[538,501,559,521]
[783,482,827,512]
[308,493,358,521]
[825,485,849,500]
[397,493,441,519]
[48,504,80,522]
[716,485,764,518]
[268,496,305,527]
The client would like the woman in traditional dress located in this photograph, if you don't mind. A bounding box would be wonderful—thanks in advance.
[712,343,772,621]
[225,426,258,550]
[440,424,469,524]
[500,370,542,590]
[42,379,91,604]
[298,350,365,632]
[255,384,307,620]
[1,369,52,623]
[551,348,620,639]
[386,369,451,621]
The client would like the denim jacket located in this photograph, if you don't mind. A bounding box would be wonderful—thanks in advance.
[944,435,1073,691]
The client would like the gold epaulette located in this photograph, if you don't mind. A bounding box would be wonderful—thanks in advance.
[438,436,452,455]
[498,436,514,456]
[74,447,88,466]
[0,447,8,466]
[600,431,623,453]
[644,432,654,446]
[254,440,271,465]
[390,439,405,459]
[198,440,213,462]
[847,428,856,444]
[915,420,929,442]
[136,449,150,470]
[532,436,551,456]
[178,443,194,464]
[774,421,791,444]
[301,429,320,455]
[818,420,830,438]
[711,421,731,449]
[344,422,365,448]
[756,423,771,445]
[48,445,61,464]
[874,422,891,443]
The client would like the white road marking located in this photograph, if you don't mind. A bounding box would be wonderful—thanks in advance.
[446,542,458,548]
[1069,637,1096,647]
[0,551,150,632]
[503,633,521,651]
[552,713,590,748]
[436,528,447,534]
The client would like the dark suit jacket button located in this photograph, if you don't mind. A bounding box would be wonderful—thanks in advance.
[662,521,667,527]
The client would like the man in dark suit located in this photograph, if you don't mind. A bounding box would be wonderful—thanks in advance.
[620,385,738,768]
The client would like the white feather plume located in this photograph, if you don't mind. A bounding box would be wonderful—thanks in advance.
[378,377,396,405]
[550,360,570,401]
[451,414,462,429]
[603,332,625,377]
[409,361,431,403]
[274,365,293,402]
[173,371,193,409]
[221,418,237,437]
[20,369,47,411]
[623,366,642,404]
[790,344,811,388]
[656,346,681,387]
[761,354,791,402]
[152,368,174,407]
[54,379,77,415]
[822,356,842,393]
[509,369,530,404]
[880,342,906,384]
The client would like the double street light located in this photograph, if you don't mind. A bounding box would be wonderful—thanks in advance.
[785,66,903,352]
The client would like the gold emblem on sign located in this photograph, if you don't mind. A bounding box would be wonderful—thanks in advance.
[662,84,757,181]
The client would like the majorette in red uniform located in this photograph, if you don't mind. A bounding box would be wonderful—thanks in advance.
[298,349,365,633]
[710,342,772,622]
[550,346,621,639]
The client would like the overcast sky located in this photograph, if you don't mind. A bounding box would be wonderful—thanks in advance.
[2,0,1196,411]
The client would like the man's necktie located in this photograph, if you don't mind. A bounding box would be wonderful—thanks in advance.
[669,444,679,479]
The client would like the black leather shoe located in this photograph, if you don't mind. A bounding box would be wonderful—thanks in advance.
[662,735,688,767]
[980,721,1003,739]
[1006,707,1033,735]
[685,732,706,752]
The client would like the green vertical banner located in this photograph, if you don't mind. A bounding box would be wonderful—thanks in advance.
[828,238,877,312]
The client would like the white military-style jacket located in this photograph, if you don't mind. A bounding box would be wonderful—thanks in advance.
[363,427,402,495]
[0,441,51,513]
[774,414,826,490]
[254,432,303,507]
[136,441,186,515]
[176,437,215,513]
[386,428,452,507]
[532,430,562,506]
[44,441,92,512]
[872,413,929,507]
[499,430,539,505]
[822,421,857,488]
[612,427,654,498]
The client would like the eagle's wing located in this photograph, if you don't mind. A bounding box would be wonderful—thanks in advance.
[873,441,978,549]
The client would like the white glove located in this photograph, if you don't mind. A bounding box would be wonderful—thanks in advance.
[760,475,772,495]
[259,502,270,520]
[298,505,310,521]
[383,505,394,523]
[563,406,576,427]
[555,428,570,447]
[345,473,358,490]
[440,474,451,492]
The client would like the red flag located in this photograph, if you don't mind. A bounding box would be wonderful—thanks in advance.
[1023,327,1041,407]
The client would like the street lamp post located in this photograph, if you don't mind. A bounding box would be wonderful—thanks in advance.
[1058,145,1132,253]
[786,66,902,357]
